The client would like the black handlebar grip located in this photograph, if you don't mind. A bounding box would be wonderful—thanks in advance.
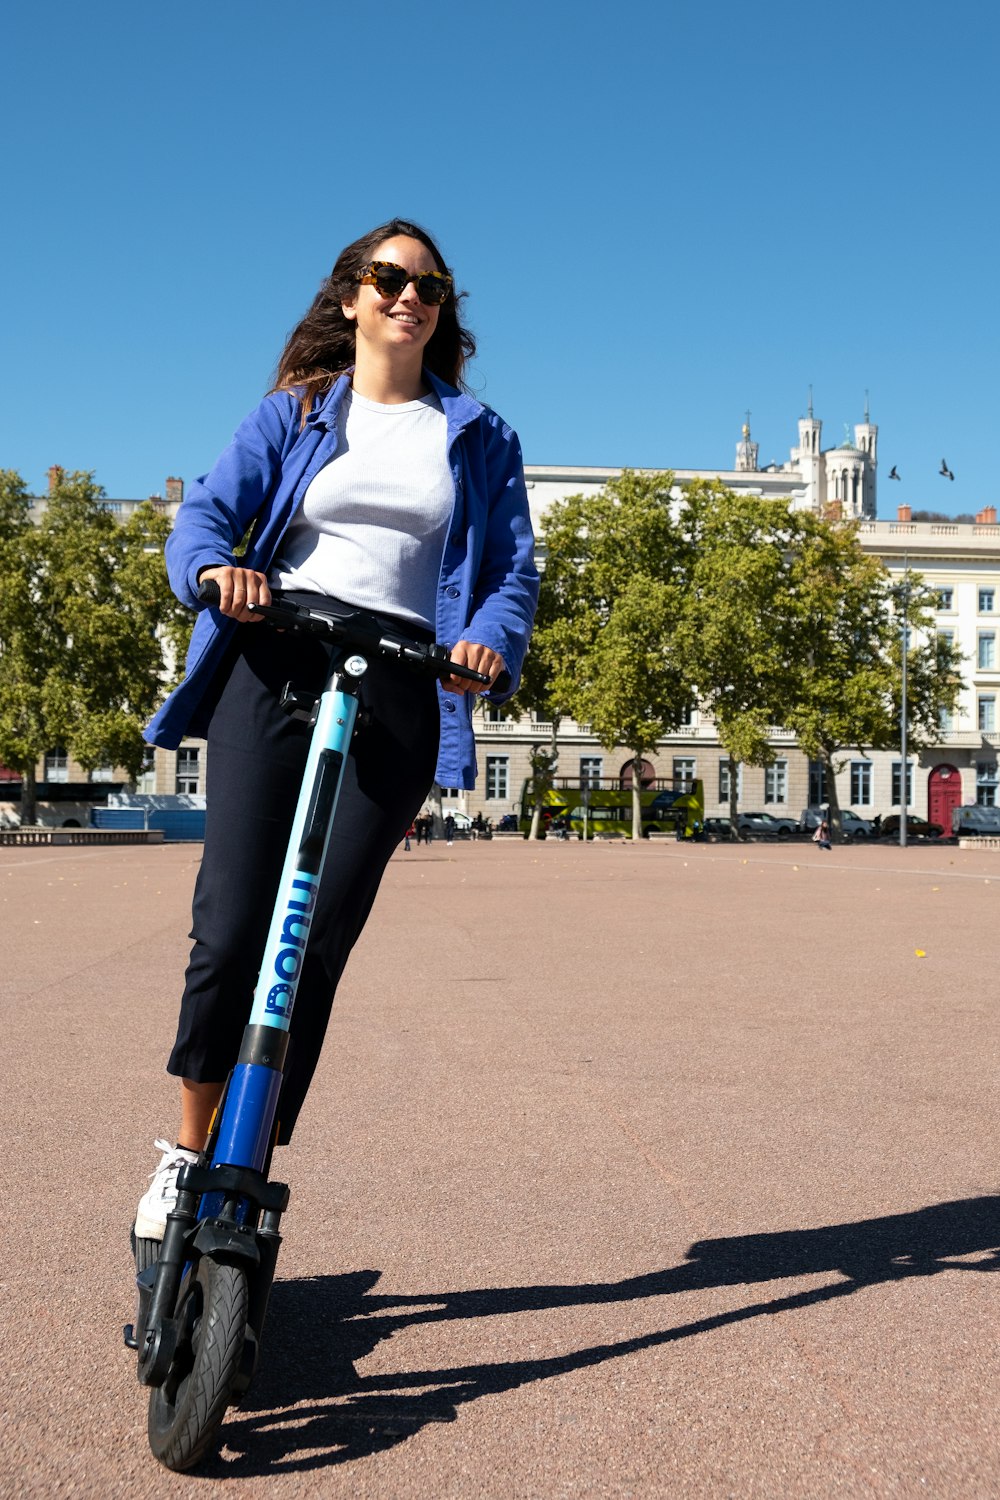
[198,577,223,607]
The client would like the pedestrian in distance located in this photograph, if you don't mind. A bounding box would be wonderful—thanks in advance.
[403,823,414,851]
[445,813,456,845]
[813,818,832,851]
[135,217,539,1245]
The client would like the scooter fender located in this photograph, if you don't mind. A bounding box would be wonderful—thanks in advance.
[191,1218,261,1268]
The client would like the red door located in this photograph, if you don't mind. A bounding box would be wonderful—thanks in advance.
[927,764,961,836]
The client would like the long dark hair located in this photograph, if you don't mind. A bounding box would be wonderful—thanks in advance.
[273,218,476,418]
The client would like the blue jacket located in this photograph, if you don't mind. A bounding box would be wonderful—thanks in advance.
[145,371,538,790]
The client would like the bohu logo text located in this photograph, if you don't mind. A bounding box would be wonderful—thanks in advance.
[264,876,317,1013]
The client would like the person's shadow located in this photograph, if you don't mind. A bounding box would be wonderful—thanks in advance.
[208,1195,1000,1475]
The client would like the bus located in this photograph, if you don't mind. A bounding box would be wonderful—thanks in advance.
[519,775,706,839]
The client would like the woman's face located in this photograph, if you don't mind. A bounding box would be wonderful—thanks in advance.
[342,235,442,361]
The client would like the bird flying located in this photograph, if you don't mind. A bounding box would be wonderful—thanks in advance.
[889,466,900,480]
[940,459,955,480]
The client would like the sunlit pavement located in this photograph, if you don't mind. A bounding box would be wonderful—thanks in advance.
[3,837,999,1498]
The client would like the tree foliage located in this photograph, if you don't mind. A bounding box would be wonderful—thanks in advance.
[677,483,802,829]
[0,469,192,823]
[780,514,961,834]
[515,471,695,838]
[515,470,962,845]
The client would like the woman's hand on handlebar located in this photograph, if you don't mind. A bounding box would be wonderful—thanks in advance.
[198,566,272,623]
[442,641,505,695]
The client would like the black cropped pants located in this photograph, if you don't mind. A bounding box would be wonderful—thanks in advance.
[166,600,440,1142]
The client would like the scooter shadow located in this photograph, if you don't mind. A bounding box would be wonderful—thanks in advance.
[208,1194,1000,1476]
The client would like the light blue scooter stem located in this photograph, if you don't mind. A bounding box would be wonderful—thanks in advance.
[249,684,359,1034]
[210,672,361,1174]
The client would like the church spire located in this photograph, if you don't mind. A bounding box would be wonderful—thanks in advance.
[735,411,759,472]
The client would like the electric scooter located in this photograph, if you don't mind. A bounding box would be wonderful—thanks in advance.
[124,584,488,1470]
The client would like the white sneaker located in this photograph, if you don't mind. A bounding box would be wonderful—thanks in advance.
[134,1139,199,1240]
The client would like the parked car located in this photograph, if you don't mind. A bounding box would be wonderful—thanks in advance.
[799,807,875,840]
[739,811,798,839]
[951,805,1000,837]
[879,813,944,840]
[702,816,734,839]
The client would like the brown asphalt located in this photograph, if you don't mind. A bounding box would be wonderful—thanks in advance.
[2,835,1000,1498]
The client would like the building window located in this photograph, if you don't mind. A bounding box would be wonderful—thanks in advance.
[979,633,997,670]
[764,759,788,804]
[850,761,873,805]
[678,703,695,727]
[977,761,998,807]
[485,706,504,723]
[176,747,200,794]
[937,587,954,611]
[718,759,742,803]
[90,764,115,783]
[137,746,156,793]
[44,748,69,783]
[579,756,602,788]
[980,588,995,613]
[939,705,955,733]
[485,756,509,800]
[808,759,827,807]
[979,696,997,733]
[891,761,914,806]
[673,757,695,791]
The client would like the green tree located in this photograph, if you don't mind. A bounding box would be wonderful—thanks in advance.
[513,533,578,838]
[0,469,191,825]
[677,482,803,833]
[514,471,695,839]
[782,515,961,839]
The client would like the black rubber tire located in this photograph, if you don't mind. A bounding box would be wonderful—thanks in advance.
[147,1256,248,1471]
[132,1230,161,1276]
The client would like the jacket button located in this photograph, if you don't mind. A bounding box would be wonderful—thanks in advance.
[443,700,456,713]
[445,586,460,599]
[450,534,462,547]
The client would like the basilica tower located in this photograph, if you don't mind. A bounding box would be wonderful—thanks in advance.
[735,412,759,471]
[795,390,823,510]
[854,395,878,518]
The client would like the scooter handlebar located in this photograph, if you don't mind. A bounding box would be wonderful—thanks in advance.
[197,578,492,686]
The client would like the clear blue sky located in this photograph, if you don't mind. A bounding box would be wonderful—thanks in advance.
[2,0,995,519]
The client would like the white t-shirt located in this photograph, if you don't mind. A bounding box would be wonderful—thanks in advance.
[271,389,453,627]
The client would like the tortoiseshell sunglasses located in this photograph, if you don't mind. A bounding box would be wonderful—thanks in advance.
[356,260,453,305]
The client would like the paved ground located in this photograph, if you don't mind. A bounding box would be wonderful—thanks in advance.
[2,835,1000,1498]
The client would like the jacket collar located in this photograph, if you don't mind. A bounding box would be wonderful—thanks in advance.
[305,368,484,436]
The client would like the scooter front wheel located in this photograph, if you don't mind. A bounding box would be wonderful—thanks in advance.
[147,1255,248,1471]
